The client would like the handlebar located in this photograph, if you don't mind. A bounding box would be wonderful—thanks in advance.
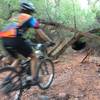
[26,40,55,49]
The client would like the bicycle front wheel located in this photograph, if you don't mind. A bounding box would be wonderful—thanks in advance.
[37,58,55,90]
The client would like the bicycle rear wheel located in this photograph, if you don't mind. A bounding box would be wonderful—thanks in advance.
[37,58,54,89]
[0,67,22,100]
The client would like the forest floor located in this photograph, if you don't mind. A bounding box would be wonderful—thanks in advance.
[1,50,100,100]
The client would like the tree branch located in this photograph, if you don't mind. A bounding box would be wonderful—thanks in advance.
[38,19,100,40]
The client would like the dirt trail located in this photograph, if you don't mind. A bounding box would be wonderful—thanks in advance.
[1,51,100,100]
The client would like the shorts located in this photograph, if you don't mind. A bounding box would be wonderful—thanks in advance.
[2,37,33,58]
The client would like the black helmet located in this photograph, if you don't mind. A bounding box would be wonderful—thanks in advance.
[20,2,36,13]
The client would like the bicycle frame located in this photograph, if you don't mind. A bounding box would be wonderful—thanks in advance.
[0,41,55,100]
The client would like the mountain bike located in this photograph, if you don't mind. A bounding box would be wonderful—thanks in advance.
[0,41,55,100]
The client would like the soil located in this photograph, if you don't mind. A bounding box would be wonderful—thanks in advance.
[1,51,100,100]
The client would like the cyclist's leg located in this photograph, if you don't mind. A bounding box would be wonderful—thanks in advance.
[2,38,20,69]
[3,50,20,70]
[29,53,37,80]
[1,55,14,66]
[16,38,38,80]
[1,38,21,81]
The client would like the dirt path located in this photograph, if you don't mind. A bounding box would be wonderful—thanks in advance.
[1,52,100,100]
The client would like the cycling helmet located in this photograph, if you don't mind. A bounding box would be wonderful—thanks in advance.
[20,2,36,13]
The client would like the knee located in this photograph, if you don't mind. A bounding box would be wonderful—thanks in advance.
[1,56,13,64]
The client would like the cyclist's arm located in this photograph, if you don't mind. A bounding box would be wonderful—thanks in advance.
[29,17,52,42]
[34,29,52,42]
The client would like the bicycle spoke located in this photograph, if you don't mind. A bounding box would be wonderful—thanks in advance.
[0,67,22,99]
[41,63,49,75]
[38,59,54,89]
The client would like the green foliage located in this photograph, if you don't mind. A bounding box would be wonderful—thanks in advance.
[0,0,100,36]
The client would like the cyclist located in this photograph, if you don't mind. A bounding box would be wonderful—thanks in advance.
[0,2,53,84]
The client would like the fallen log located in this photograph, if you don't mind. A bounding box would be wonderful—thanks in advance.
[39,19,100,40]
[39,19,100,58]
[50,34,81,59]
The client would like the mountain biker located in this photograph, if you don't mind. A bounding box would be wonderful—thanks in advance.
[0,2,53,84]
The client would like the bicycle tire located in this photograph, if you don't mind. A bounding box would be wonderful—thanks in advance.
[37,58,54,89]
[0,67,22,100]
